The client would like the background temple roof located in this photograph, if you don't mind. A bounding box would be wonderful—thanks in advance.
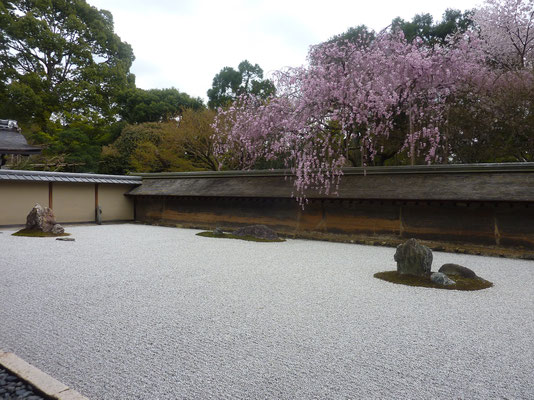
[0,122,41,155]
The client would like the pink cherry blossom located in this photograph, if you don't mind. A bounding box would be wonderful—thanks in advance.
[213,0,530,203]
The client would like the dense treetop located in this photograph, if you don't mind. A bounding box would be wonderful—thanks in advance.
[207,60,275,109]
[0,0,135,127]
[118,88,204,124]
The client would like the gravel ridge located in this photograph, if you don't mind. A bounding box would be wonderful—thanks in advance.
[1,224,533,399]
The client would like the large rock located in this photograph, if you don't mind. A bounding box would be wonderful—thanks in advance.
[394,238,433,277]
[25,203,64,234]
[431,272,456,286]
[95,205,102,225]
[233,224,278,240]
[26,204,57,232]
[439,263,477,279]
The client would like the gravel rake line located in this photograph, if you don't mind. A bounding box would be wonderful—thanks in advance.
[1,224,533,399]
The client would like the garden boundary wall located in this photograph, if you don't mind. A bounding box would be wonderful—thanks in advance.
[0,170,141,226]
[127,163,534,255]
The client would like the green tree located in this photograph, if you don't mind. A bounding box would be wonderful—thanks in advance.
[172,108,220,171]
[392,9,474,47]
[118,87,204,124]
[0,0,135,171]
[327,25,375,46]
[207,60,275,109]
[100,109,220,174]
[448,80,534,163]
[0,0,135,128]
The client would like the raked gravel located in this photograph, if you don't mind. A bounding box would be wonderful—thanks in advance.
[0,224,533,399]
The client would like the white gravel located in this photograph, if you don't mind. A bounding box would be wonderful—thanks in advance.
[1,224,533,399]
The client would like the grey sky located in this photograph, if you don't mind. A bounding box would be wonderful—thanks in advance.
[87,0,482,101]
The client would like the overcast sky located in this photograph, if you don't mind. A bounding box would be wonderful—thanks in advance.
[87,0,482,101]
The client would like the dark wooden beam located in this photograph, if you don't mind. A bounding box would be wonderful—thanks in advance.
[48,182,53,209]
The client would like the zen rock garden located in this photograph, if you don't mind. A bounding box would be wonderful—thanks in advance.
[375,238,493,291]
[12,204,70,238]
[200,226,493,290]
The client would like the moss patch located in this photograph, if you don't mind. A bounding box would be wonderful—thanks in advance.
[374,271,493,291]
[196,231,285,243]
[12,229,70,238]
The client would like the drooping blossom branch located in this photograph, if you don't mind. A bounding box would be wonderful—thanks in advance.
[214,28,483,203]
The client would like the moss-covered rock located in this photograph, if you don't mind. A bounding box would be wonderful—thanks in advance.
[374,270,493,291]
[12,229,70,238]
[196,231,285,243]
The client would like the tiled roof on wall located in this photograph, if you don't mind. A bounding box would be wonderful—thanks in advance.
[127,163,534,202]
[0,169,141,184]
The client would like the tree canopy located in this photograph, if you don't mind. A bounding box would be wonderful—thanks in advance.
[0,0,138,171]
[117,87,204,124]
[3,0,533,177]
[392,9,473,46]
[207,60,275,109]
[0,1,207,172]
[0,0,135,128]
[101,108,220,174]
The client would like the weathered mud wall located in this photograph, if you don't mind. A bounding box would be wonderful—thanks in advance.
[0,170,140,225]
[128,164,534,252]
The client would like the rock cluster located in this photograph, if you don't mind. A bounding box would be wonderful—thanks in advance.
[233,224,279,240]
[394,238,480,287]
[25,203,64,234]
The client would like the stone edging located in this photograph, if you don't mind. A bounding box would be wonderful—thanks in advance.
[0,350,89,400]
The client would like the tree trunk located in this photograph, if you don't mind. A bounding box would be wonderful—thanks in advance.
[409,107,415,166]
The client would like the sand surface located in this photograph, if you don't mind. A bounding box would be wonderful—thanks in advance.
[1,224,533,399]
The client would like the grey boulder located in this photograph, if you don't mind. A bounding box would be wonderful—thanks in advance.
[213,227,224,235]
[394,238,432,277]
[431,272,456,286]
[51,224,65,234]
[25,204,65,235]
[233,224,278,240]
[439,263,477,279]
[25,204,56,232]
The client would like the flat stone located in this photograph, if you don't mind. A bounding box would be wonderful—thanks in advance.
[439,263,477,279]
[233,225,279,240]
[56,238,75,242]
[0,352,68,397]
